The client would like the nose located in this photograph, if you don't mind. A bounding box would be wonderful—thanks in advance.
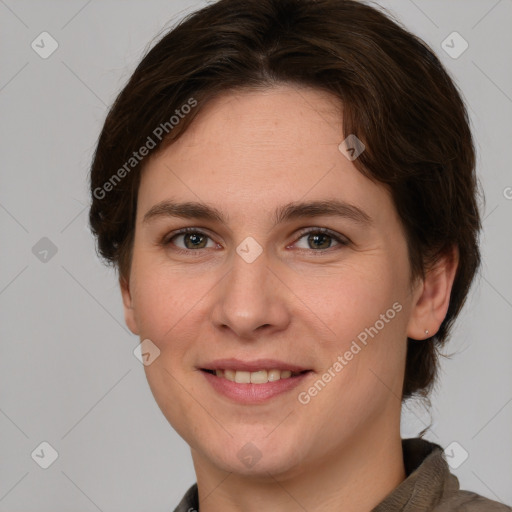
[209,247,291,340]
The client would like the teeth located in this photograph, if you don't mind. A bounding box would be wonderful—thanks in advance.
[250,370,268,384]
[224,369,236,381]
[235,371,251,384]
[268,369,281,382]
[212,368,301,384]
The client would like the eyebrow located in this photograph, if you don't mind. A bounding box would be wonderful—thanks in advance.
[142,198,372,227]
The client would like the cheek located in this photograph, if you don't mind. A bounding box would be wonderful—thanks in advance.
[294,257,409,403]
[293,257,408,344]
[298,315,407,442]
[130,260,206,345]
[131,245,409,348]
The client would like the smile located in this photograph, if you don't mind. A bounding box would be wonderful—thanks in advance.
[200,363,312,403]
[202,368,305,384]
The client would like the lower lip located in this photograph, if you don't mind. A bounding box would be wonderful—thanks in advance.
[201,370,311,404]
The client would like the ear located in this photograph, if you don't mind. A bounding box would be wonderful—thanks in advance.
[120,275,139,335]
[406,246,459,340]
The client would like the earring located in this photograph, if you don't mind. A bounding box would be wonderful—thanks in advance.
[425,329,429,336]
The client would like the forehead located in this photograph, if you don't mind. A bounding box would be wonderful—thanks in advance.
[137,85,396,229]
[178,84,344,145]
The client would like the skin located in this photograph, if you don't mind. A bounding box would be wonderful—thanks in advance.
[120,84,458,512]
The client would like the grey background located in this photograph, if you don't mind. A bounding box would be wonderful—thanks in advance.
[1,0,511,510]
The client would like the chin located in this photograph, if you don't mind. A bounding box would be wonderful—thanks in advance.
[201,434,310,479]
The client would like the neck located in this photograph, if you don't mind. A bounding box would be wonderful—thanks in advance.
[192,424,405,512]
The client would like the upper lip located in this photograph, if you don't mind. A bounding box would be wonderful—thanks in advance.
[200,358,310,372]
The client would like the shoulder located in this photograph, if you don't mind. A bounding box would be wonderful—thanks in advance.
[433,489,512,511]
[397,438,511,512]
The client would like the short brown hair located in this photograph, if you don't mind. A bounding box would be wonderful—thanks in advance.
[88,0,481,401]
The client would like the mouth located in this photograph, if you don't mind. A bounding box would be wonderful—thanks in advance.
[199,360,313,404]
[201,368,310,384]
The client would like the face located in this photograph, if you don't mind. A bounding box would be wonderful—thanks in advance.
[121,85,430,479]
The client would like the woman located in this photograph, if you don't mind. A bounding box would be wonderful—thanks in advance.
[88,0,511,510]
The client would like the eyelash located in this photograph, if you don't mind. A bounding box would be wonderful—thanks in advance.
[161,227,350,255]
